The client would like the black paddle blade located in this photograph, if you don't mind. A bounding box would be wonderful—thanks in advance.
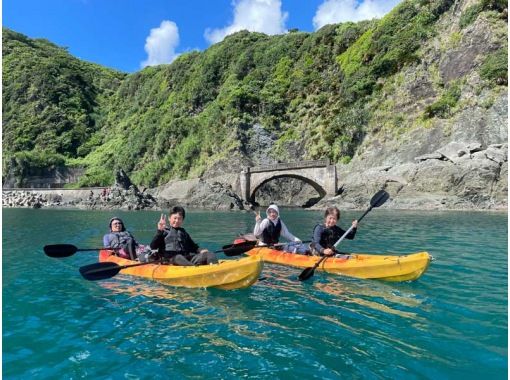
[44,244,78,258]
[221,240,258,256]
[298,267,315,281]
[79,262,122,281]
[298,255,327,281]
[371,190,390,208]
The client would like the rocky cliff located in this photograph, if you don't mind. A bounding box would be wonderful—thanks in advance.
[2,0,507,211]
[324,0,508,210]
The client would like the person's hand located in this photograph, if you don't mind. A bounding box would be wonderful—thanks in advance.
[352,220,358,228]
[323,248,335,256]
[157,214,166,231]
[200,249,209,254]
[255,211,261,222]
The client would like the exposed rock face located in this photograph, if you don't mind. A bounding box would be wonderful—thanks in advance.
[187,180,246,210]
[439,16,500,82]
[114,169,137,191]
[86,187,157,210]
[324,4,508,211]
[155,178,248,211]
[315,142,507,210]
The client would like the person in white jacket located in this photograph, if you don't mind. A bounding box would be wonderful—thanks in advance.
[253,204,302,246]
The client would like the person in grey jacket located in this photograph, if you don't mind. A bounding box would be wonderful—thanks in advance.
[103,217,139,260]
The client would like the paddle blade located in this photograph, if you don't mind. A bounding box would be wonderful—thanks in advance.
[79,262,122,281]
[221,240,258,256]
[44,244,78,258]
[298,266,316,281]
[370,190,390,208]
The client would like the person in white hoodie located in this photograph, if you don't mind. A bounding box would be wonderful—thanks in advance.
[253,204,302,247]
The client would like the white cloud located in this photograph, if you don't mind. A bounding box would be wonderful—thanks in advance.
[313,0,401,30]
[141,20,180,68]
[205,0,288,44]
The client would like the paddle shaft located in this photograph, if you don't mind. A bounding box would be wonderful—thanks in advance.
[299,190,389,281]
[298,224,355,280]
[307,225,356,274]
[108,247,229,269]
[267,240,311,248]
[87,261,158,274]
[314,206,373,269]
[332,206,373,248]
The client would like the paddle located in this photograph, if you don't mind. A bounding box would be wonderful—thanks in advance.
[298,190,390,281]
[221,240,258,256]
[221,239,314,256]
[43,244,112,258]
[44,240,258,259]
[79,261,153,281]
[79,240,260,281]
[271,240,312,248]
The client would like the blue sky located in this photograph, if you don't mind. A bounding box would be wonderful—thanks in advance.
[3,0,401,73]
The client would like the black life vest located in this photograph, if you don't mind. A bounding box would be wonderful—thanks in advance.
[163,226,193,254]
[315,224,343,249]
[262,219,282,245]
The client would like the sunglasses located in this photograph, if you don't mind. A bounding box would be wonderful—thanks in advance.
[112,222,123,226]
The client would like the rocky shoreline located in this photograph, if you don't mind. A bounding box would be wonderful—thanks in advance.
[2,186,158,210]
[312,142,508,212]
[2,187,506,212]
[3,142,507,212]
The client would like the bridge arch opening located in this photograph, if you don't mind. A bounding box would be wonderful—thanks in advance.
[250,174,326,208]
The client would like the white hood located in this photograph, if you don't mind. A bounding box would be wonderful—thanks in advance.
[266,204,279,217]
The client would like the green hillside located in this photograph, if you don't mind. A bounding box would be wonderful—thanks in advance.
[2,28,125,181]
[2,0,507,188]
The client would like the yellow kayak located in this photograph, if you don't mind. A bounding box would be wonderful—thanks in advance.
[99,250,263,290]
[245,247,431,282]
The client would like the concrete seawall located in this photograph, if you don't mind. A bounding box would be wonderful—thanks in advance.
[3,188,108,208]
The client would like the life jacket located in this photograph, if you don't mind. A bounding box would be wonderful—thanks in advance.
[262,219,282,245]
[163,226,192,254]
[315,224,343,249]
[105,231,135,248]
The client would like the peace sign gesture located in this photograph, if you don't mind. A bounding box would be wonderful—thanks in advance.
[157,214,167,231]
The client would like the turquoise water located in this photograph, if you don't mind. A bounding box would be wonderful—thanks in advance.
[3,208,508,379]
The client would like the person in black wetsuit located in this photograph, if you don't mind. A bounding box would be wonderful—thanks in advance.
[149,206,218,266]
[312,207,358,256]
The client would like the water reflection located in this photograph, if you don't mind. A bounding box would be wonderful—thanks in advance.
[313,279,423,319]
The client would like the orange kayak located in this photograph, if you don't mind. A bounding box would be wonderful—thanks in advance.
[244,247,431,282]
[98,250,263,290]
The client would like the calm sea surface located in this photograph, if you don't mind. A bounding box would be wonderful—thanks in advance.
[2,208,508,379]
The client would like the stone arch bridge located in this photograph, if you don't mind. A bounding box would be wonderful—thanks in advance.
[239,159,337,203]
